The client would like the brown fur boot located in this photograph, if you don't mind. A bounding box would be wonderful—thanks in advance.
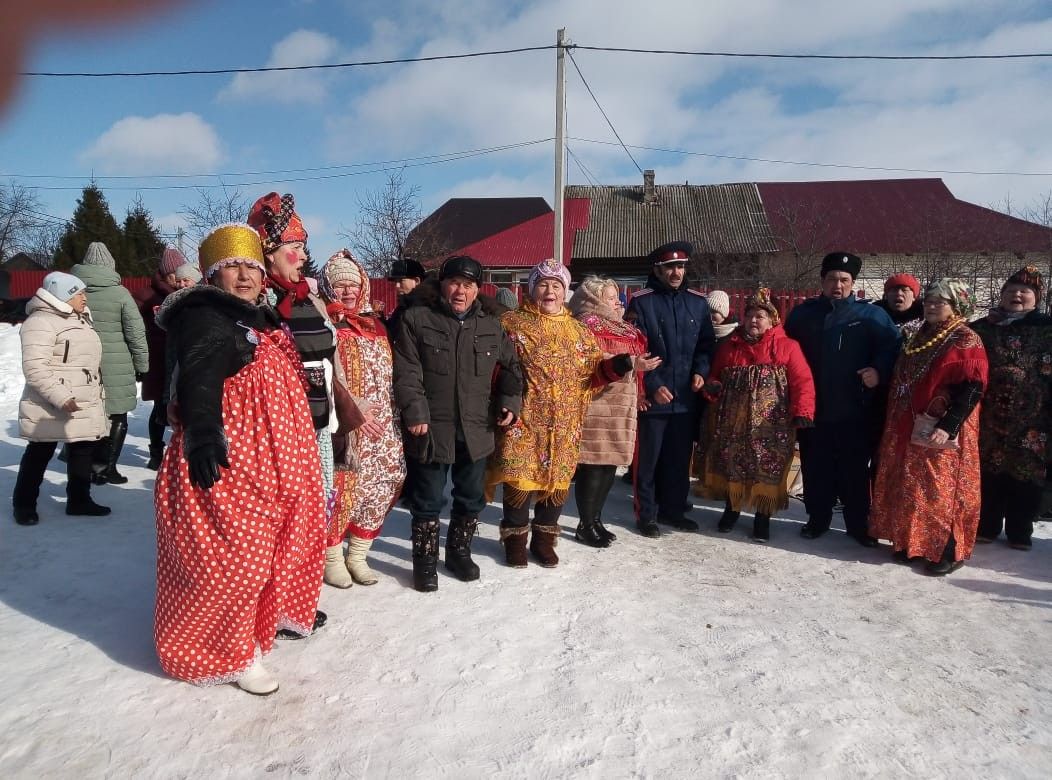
[500,525,529,568]
[530,523,560,568]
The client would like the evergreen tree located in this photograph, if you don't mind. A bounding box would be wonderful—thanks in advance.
[122,196,166,277]
[53,183,123,271]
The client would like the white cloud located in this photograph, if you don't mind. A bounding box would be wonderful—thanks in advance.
[79,113,223,174]
[218,29,341,104]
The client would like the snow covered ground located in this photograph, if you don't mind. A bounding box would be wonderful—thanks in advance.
[0,320,1049,779]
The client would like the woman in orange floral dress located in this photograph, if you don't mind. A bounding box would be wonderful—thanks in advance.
[486,259,659,568]
[870,279,988,576]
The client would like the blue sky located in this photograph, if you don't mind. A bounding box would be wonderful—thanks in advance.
[2,0,1052,260]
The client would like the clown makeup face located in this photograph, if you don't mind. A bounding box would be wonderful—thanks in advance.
[267,241,307,282]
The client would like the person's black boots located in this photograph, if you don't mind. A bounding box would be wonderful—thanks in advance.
[717,506,740,533]
[94,418,129,485]
[146,443,165,471]
[411,518,440,592]
[65,476,111,516]
[752,513,771,543]
[574,466,612,548]
[445,515,481,581]
[925,535,963,576]
[14,505,39,525]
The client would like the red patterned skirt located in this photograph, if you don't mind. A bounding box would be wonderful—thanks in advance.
[154,334,326,685]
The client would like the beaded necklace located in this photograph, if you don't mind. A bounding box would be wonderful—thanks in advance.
[903,315,964,355]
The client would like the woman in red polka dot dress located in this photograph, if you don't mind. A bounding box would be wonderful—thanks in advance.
[153,224,327,696]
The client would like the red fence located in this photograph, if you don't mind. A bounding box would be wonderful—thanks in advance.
[624,285,821,322]
[7,270,150,298]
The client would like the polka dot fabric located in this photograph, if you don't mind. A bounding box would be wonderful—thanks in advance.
[154,329,326,686]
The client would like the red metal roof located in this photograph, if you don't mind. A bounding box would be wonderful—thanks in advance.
[452,198,590,268]
[757,178,1052,254]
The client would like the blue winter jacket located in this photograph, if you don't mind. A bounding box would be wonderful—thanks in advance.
[627,274,716,416]
[784,293,901,424]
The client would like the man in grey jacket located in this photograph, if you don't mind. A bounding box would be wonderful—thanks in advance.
[393,255,523,592]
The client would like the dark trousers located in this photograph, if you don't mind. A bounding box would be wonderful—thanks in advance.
[635,412,696,523]
[405,438,487,520]
[501,490,563,528]
[797,421,872,537]
[148,402,167,450]
[979,471,1041,545]
[14,441,94,508]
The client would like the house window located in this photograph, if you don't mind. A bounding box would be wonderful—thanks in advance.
[486,270,523,286]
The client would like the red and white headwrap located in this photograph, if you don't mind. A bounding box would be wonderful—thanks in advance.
[527,258,571,295]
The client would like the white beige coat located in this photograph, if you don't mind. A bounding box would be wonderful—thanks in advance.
[19,289,108,443]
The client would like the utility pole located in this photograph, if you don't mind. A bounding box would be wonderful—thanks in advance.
[553,28,567,266]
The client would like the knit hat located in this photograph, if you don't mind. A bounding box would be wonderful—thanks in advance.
[247,192,308,254]
[174,263,203,284]
[527,258,571,295]
[198,223,266,279]
[1003,265,1044,302]
[495,288,518,310]
[925,278,975,319]
[320,250,371,315]
[820,252,861,279]
[158,245,189,276]
[82,242,116,269]
[42,271,86,302]
[706,290,730,318]
[884,273,920,299]
[743,287,781,326]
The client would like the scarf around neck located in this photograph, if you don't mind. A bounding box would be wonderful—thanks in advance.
[269,273,311,319]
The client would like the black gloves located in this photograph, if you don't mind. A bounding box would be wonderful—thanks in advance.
[187,442,230,490]
[611,354,634,377]
[135,371,147,382]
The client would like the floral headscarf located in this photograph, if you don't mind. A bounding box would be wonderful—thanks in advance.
[743,287,781,326]
[925,278,975,318]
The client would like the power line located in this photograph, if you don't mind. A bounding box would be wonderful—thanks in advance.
[566,145,600,187]
[573,45,1052,61]
[567,51,642,174]
[570,137,1052,177]
[20,46,556,78]
[19,42,1052,79]
[2,139,554,191]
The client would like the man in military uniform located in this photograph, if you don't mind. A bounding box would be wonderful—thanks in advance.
[627,241,716,538]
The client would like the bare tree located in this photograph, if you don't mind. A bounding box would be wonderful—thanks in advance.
[0,182,49,261]
[763,201,832,289]
[340,170,435,278]
[178,186,250,246]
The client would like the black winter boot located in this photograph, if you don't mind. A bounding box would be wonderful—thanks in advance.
[752,513,771,543]
[146,443,165,471]
[717,506,740,533]
[14,505,39,526]
[94,418,129,485]
[925,535,963,576]
[65,477,111,516]
[411,518,440,592]
[445,516,481,582]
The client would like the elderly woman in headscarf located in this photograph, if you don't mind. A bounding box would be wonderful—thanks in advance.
[318,250,406,589]
[870,279,988,576]
[486,260,659,568]
[698,288,815,542]
[971,266,1052,551]
[153,223,327,695]
[570,275,651,547]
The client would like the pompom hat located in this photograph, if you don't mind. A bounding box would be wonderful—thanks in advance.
[158,245,189,276]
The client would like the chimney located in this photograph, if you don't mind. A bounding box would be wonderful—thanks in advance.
[643,169,657,205]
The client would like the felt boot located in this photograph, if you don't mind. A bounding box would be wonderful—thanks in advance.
[323,544,353,589]
[500,525,529,568]
[236,657,279,696]
[346,535,379,585]
[530,523,560,568]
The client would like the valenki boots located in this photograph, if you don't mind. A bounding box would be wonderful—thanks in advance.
[323,544,353,589]
[237,650,279,696]
[346,535,379,585]
[411,518,440,592]
[500,525,529,568]
[445,516,481,581]
[530,523,560,568]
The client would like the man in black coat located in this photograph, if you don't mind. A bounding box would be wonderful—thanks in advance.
[393,255,523,591]
[784,252,901,546]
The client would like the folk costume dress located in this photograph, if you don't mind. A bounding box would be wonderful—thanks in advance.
[698,324,815,514]
[153,286,326,685]
[869,318,988,563]
[323,259,406,547]
[487,300,626,508]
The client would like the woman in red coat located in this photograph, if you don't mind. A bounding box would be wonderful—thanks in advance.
[699,288,815,542]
